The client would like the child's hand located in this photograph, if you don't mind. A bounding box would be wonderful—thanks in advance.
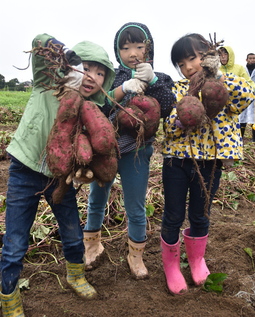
[134,63,156,83]
[64,64,84,90]
[122,78,147,94]
[200,54,221,77]
[64,50,84,90]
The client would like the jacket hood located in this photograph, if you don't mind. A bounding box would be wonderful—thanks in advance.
[114,22,154,69]
[72,41,115,106]
[220,46,235,68]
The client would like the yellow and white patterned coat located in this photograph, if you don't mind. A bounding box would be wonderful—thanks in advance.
[162,74,255,160]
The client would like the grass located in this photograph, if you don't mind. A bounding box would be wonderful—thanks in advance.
[0,90,31,111]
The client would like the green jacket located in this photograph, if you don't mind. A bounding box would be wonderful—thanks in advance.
[219,46,255,90]
[7,33,115,177]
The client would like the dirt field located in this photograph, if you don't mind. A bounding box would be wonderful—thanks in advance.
[0,132,255,317]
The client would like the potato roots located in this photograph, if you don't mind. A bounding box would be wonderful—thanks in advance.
[46,91,119,204]
[116,95,161,140]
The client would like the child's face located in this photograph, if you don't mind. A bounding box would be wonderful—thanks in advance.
[119,41,146,69]
[178,51,203,79]
[79,62,106,98]
[219,50,228,65]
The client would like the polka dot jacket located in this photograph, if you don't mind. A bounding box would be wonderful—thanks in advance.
[102,22,176,154]
[162,74,255,160]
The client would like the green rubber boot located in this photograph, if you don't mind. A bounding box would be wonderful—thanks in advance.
[1,285,25,317]
[66,262,97,300]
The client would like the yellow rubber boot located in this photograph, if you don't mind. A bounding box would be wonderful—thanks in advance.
[127,238,148,280]
[66,262,97,300]
[1,285,25,317]
[83,230,104,270]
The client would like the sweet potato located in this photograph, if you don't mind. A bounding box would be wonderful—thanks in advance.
[46,91,82,177]
[127,95,161,139]
[176,96,205,129]
[117,105,145,129]
[74,131,93,166]
[188,71,205,98]
[116,105,145,138]
[201,78,229,119]
[89,150,118,184]
[52,175,71,204]
[80,100,118,155]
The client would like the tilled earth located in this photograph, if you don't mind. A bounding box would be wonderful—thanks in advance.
[0,133,255,316]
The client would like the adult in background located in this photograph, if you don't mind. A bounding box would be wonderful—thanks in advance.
[219,47,255,141]
[239,53,255,141]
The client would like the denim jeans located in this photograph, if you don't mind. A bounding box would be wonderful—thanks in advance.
[85,144,153,242]
[161,157,222,244]
[0,157,84,294]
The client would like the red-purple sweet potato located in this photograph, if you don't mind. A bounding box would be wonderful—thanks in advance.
[117,105,145,129]
[127,95,161,139]
[80,100,118,155]
[89,151,118,184]
[176,96,206,129]
[46,91,82,177]
[201,78,229,119]
[74,131,93,166]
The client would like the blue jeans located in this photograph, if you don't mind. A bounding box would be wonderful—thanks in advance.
[85,144,153,242]
[0,157,84,294]
[161,157,222,244]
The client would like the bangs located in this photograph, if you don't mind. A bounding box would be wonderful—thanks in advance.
[118,27,146,49]
[171,34,209,67]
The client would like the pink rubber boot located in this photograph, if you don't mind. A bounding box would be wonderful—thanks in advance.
[183,228,210,285]
[160,237,188,295]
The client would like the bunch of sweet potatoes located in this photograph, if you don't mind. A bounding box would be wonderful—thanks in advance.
[46,90,118,203]
[176,50,229,130]
[116,95,161,140]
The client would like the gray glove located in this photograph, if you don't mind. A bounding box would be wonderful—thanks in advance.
[122,78,147,94]
[201,54,221,77]
[64,49,84,89]
[134,63,156,83]
[64,63,84,90]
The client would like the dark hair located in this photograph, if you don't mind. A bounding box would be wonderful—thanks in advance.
[247,53,255,59]
[171,33,210,69]
[83,61,108,73]
[118,26,146,49]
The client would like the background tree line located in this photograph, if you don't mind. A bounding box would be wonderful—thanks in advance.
[0,74,32,91]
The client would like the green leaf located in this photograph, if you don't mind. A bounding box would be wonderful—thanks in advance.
[227,171,238,181]
[31,225,50,240]
[244,247,253,258]
[203,273,228,293]
[146,204,155,217]
[247,193,255,202]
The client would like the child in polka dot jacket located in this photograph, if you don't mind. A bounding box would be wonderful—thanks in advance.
[160,33,255,295]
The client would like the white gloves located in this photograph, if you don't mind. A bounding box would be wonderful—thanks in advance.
[64,63,84,90]
[64,49,84,90]
[122,78,147,94]
[200,54,221,77]
[134,63,156,83]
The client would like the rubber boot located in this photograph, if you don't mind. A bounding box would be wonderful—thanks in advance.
[66,262,97,300]
[83,230,104,270]
[183,228,210,285]
[127,238,148,280]
[160,236,188,295]
[1,285,25,317]
[252,125,255,142]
